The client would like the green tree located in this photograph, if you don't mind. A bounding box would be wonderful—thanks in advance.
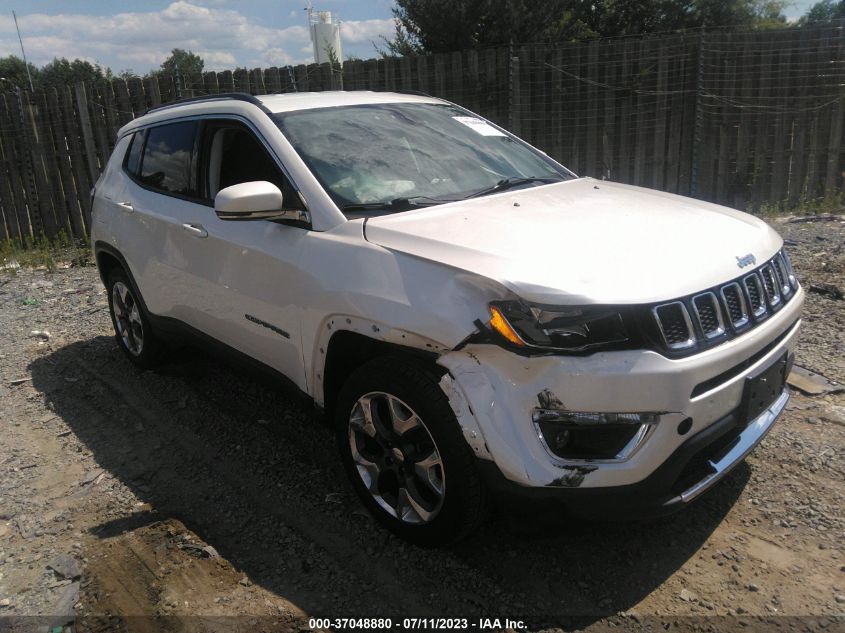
[1,55,117,89]
[382,0,599,55]
[0,55,39,90]
[691,0,788,28]
[799,0,845,22]
[40,57,109,86]
[590,0,693,37]
[158,48,204,77]
[116,69,140,81]
[379,21,425,57]
[380,0,789,55]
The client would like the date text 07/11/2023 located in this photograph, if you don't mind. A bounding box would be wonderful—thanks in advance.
[307,617,527,630]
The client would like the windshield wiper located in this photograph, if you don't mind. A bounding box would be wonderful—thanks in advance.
[340,196,451,213]
[340,202,391,212]
[465,176,564,199]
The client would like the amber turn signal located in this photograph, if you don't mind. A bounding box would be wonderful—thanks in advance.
[489,305,525,346]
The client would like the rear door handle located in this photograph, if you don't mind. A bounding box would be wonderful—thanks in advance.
[116,201,134,213]
[181,223,208,238]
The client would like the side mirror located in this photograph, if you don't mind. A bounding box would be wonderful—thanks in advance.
[214,181,286,221]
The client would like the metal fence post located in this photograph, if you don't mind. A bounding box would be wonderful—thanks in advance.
[509,54,521,137]
[690,28,706,198]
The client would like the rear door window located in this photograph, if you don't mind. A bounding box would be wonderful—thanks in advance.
[124,131,144,176]
[140,121,198,197]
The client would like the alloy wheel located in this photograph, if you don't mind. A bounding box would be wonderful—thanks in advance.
[348,392,445,524]
[112,281,144,356]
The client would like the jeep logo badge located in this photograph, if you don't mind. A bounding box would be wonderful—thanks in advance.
[736,253,756,268]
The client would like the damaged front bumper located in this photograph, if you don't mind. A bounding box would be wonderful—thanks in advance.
[473,385,789,518]
[436,288,803,515]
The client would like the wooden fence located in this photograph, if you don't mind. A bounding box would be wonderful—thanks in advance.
[1,22,843,243]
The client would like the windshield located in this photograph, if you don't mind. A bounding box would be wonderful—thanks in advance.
[273,102,574,216]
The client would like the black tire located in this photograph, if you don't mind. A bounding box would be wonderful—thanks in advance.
[106,268,164,369]
[335,356,489,546]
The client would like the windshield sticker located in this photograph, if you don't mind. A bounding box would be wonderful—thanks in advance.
[452,116,507,137]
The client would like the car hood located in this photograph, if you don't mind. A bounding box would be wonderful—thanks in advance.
[363,178,783,305]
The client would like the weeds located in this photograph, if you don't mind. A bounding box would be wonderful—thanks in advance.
[749,191,845,218]
[1,230,91,275]
[800,191,845,216]
[754,201,782,218]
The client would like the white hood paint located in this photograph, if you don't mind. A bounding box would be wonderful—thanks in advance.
[364,178,783,305]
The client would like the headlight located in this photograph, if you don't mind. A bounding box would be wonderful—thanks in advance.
[488,300,630,353]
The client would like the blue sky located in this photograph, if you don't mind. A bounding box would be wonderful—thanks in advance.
[0,0,821,74]
[783,0,819,19]
[0,0,397,73]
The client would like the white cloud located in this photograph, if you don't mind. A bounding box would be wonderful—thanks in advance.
[255,47,298,68]
[0,2,385,73]
[175,0,238,6]
[198,50,238,68]
[340,18,396,44]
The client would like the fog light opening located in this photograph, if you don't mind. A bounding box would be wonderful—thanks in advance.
[552,429,571,451]
[677,417,693,436]
[534,410,660,461]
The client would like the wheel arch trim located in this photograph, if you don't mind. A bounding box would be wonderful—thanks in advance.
[94,241,153,319]
[315,322,494,462]
[316,321,447,411]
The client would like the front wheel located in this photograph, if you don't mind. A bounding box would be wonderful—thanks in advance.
[335,357,488,546]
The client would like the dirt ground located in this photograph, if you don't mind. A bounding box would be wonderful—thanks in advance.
[0,215,843,633]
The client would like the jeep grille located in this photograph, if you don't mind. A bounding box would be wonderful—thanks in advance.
[651,250,798,356]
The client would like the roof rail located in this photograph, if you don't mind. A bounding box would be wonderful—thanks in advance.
[144,92,270,116]
[388,89,435,98]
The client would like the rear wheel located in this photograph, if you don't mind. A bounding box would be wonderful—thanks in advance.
[106,268,163,368]
[335,357,488,546]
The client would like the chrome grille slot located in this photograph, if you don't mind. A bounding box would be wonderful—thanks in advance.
[720,282,749,329]
[760,264,781,307]
[743,273,767,318]
[782,250,798,289]
[692,292,725,339]
[773,254,792,296]
[652,302,695,350]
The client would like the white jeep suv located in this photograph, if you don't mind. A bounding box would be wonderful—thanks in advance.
[92,91,803,545]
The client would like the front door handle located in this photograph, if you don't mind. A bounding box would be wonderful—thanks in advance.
[181,223,208,238]
[116,201,134,213]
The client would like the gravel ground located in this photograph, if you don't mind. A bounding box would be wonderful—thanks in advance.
[0,215,843,633]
